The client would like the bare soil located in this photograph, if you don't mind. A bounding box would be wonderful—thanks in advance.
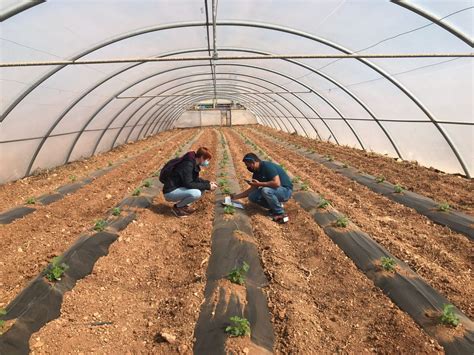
[255,125,474,215]
[0,129,195,307]
[0,129,180,212]
[223,128,441,354]
[29,128,218,354]
[238,127,473,319]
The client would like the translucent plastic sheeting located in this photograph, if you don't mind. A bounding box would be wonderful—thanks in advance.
[0,0,473,184]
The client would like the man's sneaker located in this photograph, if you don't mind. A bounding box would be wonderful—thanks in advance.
[182,205,196,214]
[273,213,289,224]
[172,204,189,218]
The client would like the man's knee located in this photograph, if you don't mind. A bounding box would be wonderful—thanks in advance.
[261,187,275,196]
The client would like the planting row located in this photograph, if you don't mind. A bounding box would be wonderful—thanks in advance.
[238,126,473,320]
[250,128,473,239]
[0,132,202,353]
[223,128,442,353]
[256,125,473,215]
[0,129,182,212]
[20,129,218,353]
[235,129,473,354]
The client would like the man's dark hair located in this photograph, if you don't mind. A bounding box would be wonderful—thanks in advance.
[242,152,261,163]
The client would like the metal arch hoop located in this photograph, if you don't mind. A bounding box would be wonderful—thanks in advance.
[391,1,473,47]
[130,85,292,139]
[69,77,297,164]
[119,84,287,145]
[81,74,302,161]
[3,20,469,176]
[101,76,302,152]
[126,83,285,142]
[22,46,390,178]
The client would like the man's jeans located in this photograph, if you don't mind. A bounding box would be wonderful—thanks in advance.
[248,186,292,215]
[164,187,202,208]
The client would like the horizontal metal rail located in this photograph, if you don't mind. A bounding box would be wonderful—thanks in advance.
[2,53,473,67]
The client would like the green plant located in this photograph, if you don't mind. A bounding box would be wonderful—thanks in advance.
[26,197,36,205]
[300,181,309,191]
[325,155,334,161]
[380,256,396,272]
[218,172,227,177]
[438,202,450,212]
[152,170,160,177]
[0,308,6,333]
[291,176,301,183]
[222,187,232,194]
[132,188,141,196]
[375,176,385,183]
[70,175,77,182]
[94,219,107,232]
[342,163,348,168]
[439,304,460,327]
[143,180,151,188]
[112,207,121,216]
[44,256,69,282]
[225,316,251,337]
[394,184,404,193]
[108,161,113,167]
[227,261,249,285]
[218,179,228,187]
[224,205,236,215]
[335,216,349,228]
[318,198,331,209]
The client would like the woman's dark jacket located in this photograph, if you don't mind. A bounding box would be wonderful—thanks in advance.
[162,152,211,193]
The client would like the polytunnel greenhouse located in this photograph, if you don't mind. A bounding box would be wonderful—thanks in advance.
[0,0,473,353]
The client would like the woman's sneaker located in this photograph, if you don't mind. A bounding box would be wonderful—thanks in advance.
[273,213,289,224]
[172,204,189,218]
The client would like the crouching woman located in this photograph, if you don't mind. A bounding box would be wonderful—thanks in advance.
[163,147,217,217]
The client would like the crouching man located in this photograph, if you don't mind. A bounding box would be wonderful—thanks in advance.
[231,153,292,224]
[162,147,217,217]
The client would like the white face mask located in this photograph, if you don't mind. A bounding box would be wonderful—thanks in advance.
[200,160,210,167]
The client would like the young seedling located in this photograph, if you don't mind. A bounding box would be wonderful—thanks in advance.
[438,202,450,212]
[439,304,460,327]
[132,187,141,196]
[224,205,236,215]
[225,316,251,337]
[222,187,232,194]
[394,184,404,193]
[143,180,152,188]
[291,176,301,183]
[94,219,107,232]
[380,256,396,272]
[44,256,69,282]
[317,198,331,209]
[335,216,349,228]
[70,175,77,182]
[227,261,250,285]
[300,181,309,191]
[152,170,160,177]
[108,161,113,167]
[218,179,228,187]
[112,207,121,216]
[342,163,348,168]
[26,197,36,205]
[375,176,385,183]
[325,155,334,161]
[0,308,6,333]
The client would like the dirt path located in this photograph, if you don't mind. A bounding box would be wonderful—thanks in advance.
[238,127,473,319]
[29,128,218,354]
[0,129,179,212]
[255,125,474,215]
[223,128,441,353]
[0,129,195,307]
